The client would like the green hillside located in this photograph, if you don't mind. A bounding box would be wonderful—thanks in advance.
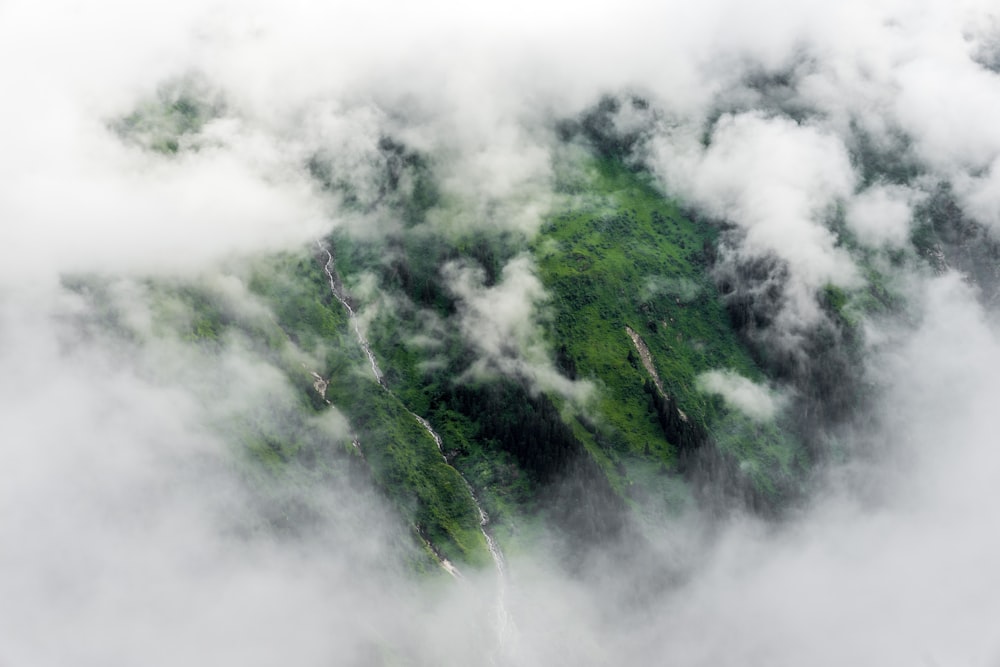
[100,86,809,566]
[535,158,804,506]
[308,152,807,559]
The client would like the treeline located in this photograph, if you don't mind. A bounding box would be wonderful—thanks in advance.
[556,94,656,162]
[447,377,630,547]
[642,379,706,453]
[914,183,1000,306]
[712,242,866,456]
[448,379,580,483]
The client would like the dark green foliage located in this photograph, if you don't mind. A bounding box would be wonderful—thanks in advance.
[535,156,806,512]
[307,135,440,222]
[248,250,491,567]
[111,78,223,154]
[449,380,581,484]
[716,253,865,443]
[385,232,458,312]
[377,136,440,225]
[913,183,1000,305]
[643,379,705,453]
[309,149,809,548]
[325,378,490,567]
[557,94,656,162]
[848,121,922,188]
[544,453,631,560]
[715,251,787,333]
[535,158,766,458]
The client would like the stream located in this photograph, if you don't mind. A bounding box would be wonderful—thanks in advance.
[316,240,513,661]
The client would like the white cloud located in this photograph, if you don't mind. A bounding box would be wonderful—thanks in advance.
[2,0,1000,663]
[846,184,916,247]
[697,370,783,421]
[0,290,436,665]
[652,112,859,326]
[444,255,592,403]
[955,156,1000,234]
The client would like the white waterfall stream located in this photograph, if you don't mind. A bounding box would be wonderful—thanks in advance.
[316,240,513,661]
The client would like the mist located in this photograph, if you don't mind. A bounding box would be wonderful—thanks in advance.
[3,0,1000,664]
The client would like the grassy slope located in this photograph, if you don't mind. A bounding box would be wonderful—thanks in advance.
[113,88,811,561]
[327,229,544,552]
[331,155,806,535]
[535,158,804,504]
[128,263,495,570]
[138,154,806,561]
[88,258,489,570]
[247,252,491,568]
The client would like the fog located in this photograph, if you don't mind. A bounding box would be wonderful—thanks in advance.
[2,0,1000,664]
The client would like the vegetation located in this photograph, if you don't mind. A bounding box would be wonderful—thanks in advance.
[93,100,820,563]
[317,149,809,547]
[111,78,223,154]
[247,252,491,567]
[535,157,805,503]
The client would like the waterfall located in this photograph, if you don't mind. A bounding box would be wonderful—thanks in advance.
[316,239,514,660]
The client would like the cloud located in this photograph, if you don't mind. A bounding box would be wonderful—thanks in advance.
[697,370,783,421]
[0,95,326,288]
[845,184,917,248]
[0,288,411,665]
[893,55,1000,174]
[955,156,1000,234]
[444,254,592,403]
[651,112,859,328]
[2,0,1000,664]
[631,273,1000,666]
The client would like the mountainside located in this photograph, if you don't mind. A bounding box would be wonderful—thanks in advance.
[92,102,857,573]
[69,84,928,582]
[8,2,1000,664]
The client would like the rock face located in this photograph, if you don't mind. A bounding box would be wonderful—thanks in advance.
[627,325,708,456]
[626,326,667,399]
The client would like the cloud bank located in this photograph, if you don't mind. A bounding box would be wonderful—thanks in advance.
[2,0,1000,664]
